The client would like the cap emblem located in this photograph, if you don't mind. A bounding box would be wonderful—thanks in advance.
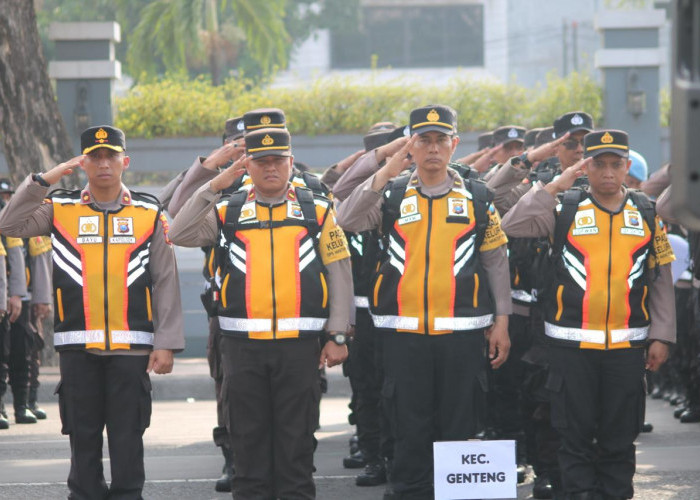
[262,134,274,146]
[95,128,108,144]
[427,109,440,122]
[260,115,271,125]
[601,132,614,144]
[508,128,518,138]
[237,121,245,131]
[571,114,583,125]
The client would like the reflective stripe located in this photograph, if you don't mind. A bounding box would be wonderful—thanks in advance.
[111,330,155,346]
[277,317,327,331]
[434,314,494,331]
[354,296,369,308]
[54,330,105,346]
[511,289,534,303]
[218,317,272,332]
[545,323,605,344]
[545,322,649,344]
[217,316,327,332]
[371,314,419,330]
[610,327,649,344]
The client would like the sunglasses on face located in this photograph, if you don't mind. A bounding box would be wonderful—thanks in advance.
[562,139,584,150]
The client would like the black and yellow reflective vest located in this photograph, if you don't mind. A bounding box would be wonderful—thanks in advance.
[544,190,674,350]
[215,186,331,340]
[371,173,499,335]
[49,189,161,351]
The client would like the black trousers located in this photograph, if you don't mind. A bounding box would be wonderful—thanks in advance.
[57,350,151,500]
[207,317,230,448]
[382,331,487,500]
[347,308,382,461]
[547,346,645,498]
[221,336,320,500]
[0,304,31,400]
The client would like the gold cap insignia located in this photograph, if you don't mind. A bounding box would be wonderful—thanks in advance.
[95,128,108,144]
[261,115,271,125]
[601,132,614,144]
[427,109,440,122]
[261,134,274,146]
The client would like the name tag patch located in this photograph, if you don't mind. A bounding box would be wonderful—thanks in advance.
[398,195,421,225]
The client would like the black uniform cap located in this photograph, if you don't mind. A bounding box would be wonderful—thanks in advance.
[243,108,286,133]
[223,116,245,143]
[245,128,292,159]
[553,111,594,138]
[584,130,629,158]
[477,132,493,150]
[524,128,543,149]
[492,125,526,146]
[409,105,457,135]
[0,178,14,194]
[363,130,394,152]
[368,122,397,133]
[81,125,126,155]
[535,127,555,147]
[387,124,410,143]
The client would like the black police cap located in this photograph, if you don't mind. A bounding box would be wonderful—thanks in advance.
[477,132,493,150]
[524,128,543,149]
[223,116,245,143]
[363,130,394,152]
[535,127,555,147]
[410,105,457,135]
[0,178,14,194]
[81,126,126,155]
[243,108,286,133]
[387,124,410,143]
[245,128,292,159]
[584,130,629,158]
[492,125,526,146]
[553,111,593,138]
[367,122,397,133]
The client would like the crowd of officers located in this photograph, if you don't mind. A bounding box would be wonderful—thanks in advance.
[0,101,694,500]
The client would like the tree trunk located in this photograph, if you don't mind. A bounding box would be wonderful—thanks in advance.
[0,1,76,186]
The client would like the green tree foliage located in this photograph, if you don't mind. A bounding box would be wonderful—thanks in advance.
[115,70,603,138]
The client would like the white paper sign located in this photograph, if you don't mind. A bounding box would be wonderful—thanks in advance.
[434,440,516,499]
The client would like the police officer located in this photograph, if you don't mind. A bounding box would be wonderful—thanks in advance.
[0,231,11,428]
[0,125,185,499]
[169,126,352,499]
[501,130,676,500]
[337,104,512,499]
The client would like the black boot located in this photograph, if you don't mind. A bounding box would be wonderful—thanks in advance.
[680,407,700,423]
[382,458,396,500]
[356,458,387,486]
[215,445,234,492]
[343,449,367,469]
[13,387,37,424]
[0,400,8,430]
[27,387,46,420]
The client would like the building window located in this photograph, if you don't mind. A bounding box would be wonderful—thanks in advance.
[330,4,484,69]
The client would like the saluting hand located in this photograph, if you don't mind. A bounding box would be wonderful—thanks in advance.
[210,154,249,192]
[372,135,417,191]
[472,144,502,173]
[42,155,84,185]
[526,132,570,164]
[147,349,174,374]
[202,140,247,171]
[376,136,410,164]
[319,341,348,368]
[455,148,488,167]
[485,315,510,369]
[544,157,590,197]
[336,149,365,174]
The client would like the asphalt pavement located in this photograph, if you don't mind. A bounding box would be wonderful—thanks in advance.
[0,358,699,499]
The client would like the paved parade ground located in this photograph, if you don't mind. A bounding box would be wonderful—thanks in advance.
[0,358,699,499]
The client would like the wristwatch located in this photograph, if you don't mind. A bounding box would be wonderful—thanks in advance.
[32,173,50,187]
[517,153,533,170]
[329,331,348,346]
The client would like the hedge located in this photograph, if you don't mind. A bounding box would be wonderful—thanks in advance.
[115,70,607,138]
